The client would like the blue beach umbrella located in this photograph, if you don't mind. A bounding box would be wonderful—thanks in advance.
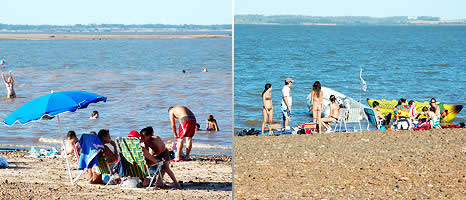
[4,90,107,126]
[3,90,107,184]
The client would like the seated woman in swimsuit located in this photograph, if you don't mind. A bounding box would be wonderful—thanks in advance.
[310,81,324,134]
[261,83,273,135]
[320,95,340,133]
[1,70,16,98]
[206,115,219,131]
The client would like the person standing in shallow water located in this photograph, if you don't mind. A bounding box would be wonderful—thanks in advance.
[1,70,15,98]
[261,83,273,135]
[168,106,197,161]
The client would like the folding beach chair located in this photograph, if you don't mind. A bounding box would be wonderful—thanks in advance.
[343,107,362,132]
[364,108,382,130]
[331,108,348,132]
[115,137,163,188]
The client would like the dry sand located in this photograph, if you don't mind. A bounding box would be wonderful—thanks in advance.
[0,152,232,200]
[234,128,466,199]
[0,34,231,40]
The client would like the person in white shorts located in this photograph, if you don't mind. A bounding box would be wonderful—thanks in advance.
[281,77,294,134]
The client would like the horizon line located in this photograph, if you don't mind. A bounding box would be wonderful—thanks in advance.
[234,14,466,20]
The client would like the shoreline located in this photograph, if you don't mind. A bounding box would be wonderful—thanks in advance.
[0,151,232,199]
[234,128,466,199]
[0,33,231,40]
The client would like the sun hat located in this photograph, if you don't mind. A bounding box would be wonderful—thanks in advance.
[128,130,141,138]
[285,77,294,83]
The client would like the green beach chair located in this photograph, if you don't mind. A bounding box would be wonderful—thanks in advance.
[115,137,163,188]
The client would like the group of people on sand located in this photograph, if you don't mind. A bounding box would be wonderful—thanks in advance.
[62,105,204,189]
[372,98,443,130]
[261,78,339,135]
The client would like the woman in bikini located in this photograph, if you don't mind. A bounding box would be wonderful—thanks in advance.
[1,70,15,98]
[261,83,273,135]
[310,81,324,134]
[321,95,340,133]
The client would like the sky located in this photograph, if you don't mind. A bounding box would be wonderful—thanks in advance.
[1,0,232,25]
[236,0,466,20]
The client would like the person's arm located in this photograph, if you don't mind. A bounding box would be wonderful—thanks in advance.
[0,71,6,84]
[206,120,210,130]
[109,140,118,155]
[309,91,314,112]
[141,147,158,164]
[262,94,267,109]
[169,113,177,138]
[214,120,219,131]
[319,91,324,107]
[8,71,14,83]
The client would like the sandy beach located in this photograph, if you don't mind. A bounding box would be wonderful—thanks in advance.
[234,128,466,199]
[0,33,231,40]
[0,151,232,200]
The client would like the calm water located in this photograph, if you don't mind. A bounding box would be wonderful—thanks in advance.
[235,24,466,130]
[0,37,232,154]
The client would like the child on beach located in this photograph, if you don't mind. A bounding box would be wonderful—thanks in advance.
[320,95,340,133]
[261,83,273,135]
[1,70,15,98]
[206,115,219,131]
[310,81,324,134]
[140,127,181,189]
[62,131,80,157]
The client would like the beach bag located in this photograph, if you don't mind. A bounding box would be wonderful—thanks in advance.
[113,152,131,177]
[301,122,317,134]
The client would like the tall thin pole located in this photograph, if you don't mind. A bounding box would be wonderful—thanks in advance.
[58,115,74,184]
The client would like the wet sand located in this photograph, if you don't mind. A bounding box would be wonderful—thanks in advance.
[234,128,466,199]
[0,33,231,40]
[0,151,232,200]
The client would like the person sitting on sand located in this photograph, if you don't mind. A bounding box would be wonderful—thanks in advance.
[372,101,392,126]
[429,98,441,117]
[88,129,118,184]
[206,115,219,131]
[1,70,16,98]
[310,81,324,134]
[427,107,441,128]
[261,83,273,136]
[169,106,197,161]
[320,95,340,133]
[62,131,80,157]
[140,127,181,189]
[394,99,411,129]
[90,110,99,119]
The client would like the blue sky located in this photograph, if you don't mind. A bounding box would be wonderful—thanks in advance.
[1,0,232,25]
[236,0,465,20]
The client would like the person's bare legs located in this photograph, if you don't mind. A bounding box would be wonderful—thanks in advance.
[185,137,193,159]
[313,107,322,134]
[163,161,181,188]
[268,109,273,135]
[320,117,334,132]
[176,138,184,160]
[261,108,268,135]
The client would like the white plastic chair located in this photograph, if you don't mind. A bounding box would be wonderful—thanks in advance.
[343,107,362,132]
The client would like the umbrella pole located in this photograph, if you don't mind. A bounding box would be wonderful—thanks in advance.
[58,115,74,185]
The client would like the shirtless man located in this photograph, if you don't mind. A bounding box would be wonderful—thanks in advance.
[1,70,15,98]
[140,127,180,189]
[320,95,340,133]
[168,106,197,161]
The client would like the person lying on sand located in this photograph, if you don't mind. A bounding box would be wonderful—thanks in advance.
[139,127,181,189]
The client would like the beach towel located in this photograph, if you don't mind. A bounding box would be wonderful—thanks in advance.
[78,134,104,170]
[0,156,8,168]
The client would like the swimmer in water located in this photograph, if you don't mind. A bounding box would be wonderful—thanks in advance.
[1,70,15,98]
[90,110,99,119]
[202,66,208,72]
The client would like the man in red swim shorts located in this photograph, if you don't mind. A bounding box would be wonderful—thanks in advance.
[168,106,197,161]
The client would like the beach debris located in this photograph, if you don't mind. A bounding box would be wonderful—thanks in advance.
[235,128,261,136]
[25,147,60,158]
